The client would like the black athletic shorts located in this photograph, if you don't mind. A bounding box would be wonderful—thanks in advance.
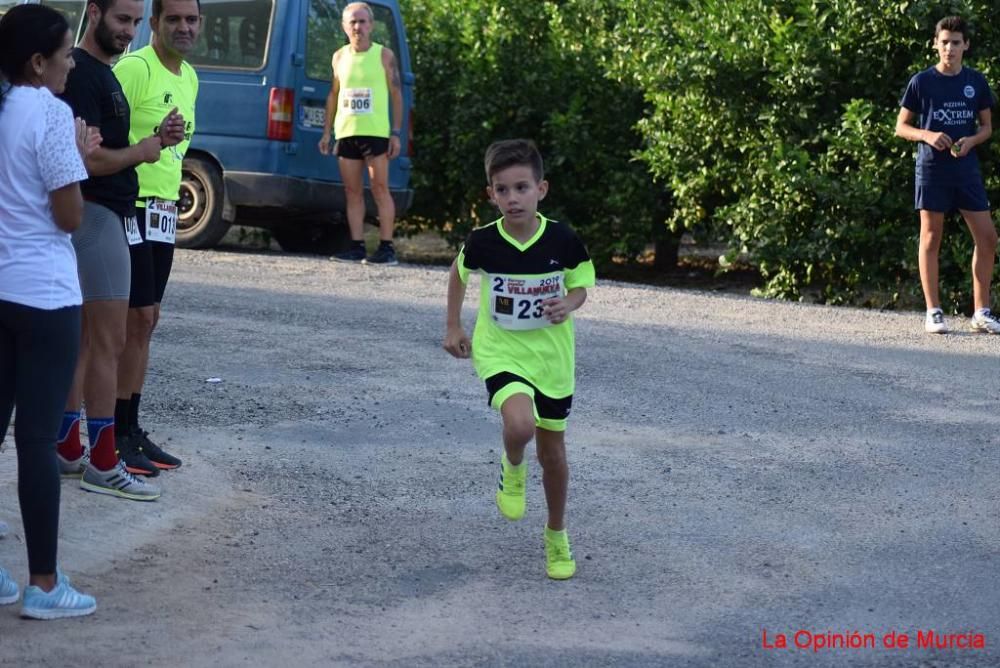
[334,135,389,160]
[128,200,176,308]
[485,372,573,431]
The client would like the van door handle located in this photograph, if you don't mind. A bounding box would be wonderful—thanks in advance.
[291,53,304,67]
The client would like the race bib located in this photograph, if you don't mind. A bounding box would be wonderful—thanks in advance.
[123,215,143,246]
[145,198,177,244]
[489,272,563,331]
[342,88,373,115]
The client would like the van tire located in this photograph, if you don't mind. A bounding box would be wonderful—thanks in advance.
[178,155,229,248]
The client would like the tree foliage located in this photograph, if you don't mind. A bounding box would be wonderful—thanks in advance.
[403,0,1000,309]
[403,0,668,270]
[596,0,1000,306]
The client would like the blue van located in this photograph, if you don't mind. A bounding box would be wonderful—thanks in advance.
[7,0,415,252]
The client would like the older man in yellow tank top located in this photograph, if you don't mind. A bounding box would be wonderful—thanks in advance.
[319,1,403,265]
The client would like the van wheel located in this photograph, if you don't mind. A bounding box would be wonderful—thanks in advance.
[178,156,229,248]
[272,223,350,255]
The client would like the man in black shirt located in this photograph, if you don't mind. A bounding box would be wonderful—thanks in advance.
[56,0,184,501]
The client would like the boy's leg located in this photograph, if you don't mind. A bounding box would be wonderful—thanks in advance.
[500,393,535,465]
[536,427,575,579]
[534,427,568,531]
[494,393,534,521]
[960,209,997,312]
[918,210,945,310]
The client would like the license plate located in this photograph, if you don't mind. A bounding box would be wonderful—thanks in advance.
[301,105,325,128]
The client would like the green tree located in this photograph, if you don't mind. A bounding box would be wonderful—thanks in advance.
[403,0,670,270]
[601,0,1000,307]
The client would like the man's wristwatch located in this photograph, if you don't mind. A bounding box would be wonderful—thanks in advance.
[391,129,401,137]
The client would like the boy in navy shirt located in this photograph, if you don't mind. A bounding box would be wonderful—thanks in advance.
[895,16,999,334]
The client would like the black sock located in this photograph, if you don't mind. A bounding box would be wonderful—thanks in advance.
[353,240,365,249]
[379,239,393,248]
[130,393,141,432]
[114,399,130,436]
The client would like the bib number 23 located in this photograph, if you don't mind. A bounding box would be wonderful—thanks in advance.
[490,274,561,331]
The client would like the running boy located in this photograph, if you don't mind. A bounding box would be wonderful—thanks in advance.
[443,139,595,580]
[895,15,1000,334]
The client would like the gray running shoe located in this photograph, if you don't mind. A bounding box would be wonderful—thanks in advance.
[0,520,8,539]
[57,450,87,477]
[80,461,161,501]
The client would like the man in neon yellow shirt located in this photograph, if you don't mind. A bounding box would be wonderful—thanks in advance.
[113,0,201,470]
[318,1,404,265]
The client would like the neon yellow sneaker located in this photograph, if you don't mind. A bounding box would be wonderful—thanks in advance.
[544,526,576,580]
[495,453,526,521]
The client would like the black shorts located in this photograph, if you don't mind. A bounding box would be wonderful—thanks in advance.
[334,135,389,160]
[485,372,573,431]
[128,202,176,308]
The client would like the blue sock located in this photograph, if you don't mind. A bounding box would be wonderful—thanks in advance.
[58,412,81,442]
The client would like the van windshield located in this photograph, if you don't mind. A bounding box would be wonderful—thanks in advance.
[189,0,274,70]
[306,0,402,82]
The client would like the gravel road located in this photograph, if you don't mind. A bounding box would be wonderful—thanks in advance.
[1,248,997,667]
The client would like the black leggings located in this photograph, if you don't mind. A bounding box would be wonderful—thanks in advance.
[0,300,80,575]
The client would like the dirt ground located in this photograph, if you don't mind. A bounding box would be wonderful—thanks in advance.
[0,247,997,667]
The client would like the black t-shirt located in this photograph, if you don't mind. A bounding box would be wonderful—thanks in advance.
[59,47,137,216]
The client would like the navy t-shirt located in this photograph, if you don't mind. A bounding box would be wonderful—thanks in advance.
[59,47,138,216]
[899,66,996,185]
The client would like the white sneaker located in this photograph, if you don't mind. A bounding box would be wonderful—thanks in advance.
[969,309,1000,334]
[924,309,947,334]
[80,461,161,501]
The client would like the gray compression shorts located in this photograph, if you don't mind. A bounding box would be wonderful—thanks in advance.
[71,201,132,302]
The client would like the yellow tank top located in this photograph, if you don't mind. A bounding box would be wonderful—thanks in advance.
[333,43,389,139]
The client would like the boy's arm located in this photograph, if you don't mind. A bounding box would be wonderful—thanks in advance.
[895,107,952,150]
[954,108,992,157]
[542,287,587,325]
[444,260,472,358]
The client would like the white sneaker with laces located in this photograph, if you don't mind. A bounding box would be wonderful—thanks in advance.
[924,309,947,334]
[969,309,1000,334]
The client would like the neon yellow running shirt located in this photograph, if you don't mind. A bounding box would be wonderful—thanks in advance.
[333,43,390,139]
[113,46,198,202]
[457,213,596,398]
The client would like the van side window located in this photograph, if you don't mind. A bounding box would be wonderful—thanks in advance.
[306,0,402,81]
[187,0,274,70]
[39,0,87,42]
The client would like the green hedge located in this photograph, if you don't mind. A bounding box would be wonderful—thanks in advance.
[403,0,1000,309]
